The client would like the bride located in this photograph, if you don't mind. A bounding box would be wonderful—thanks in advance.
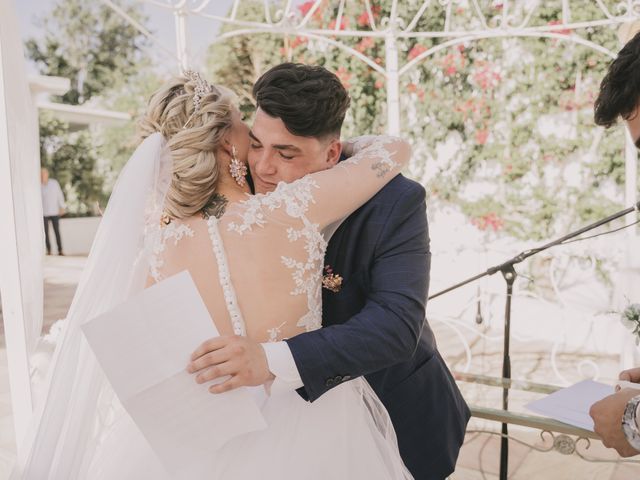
[12,71,414,479]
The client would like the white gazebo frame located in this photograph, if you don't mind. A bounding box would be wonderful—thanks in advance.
[102,0,639,210]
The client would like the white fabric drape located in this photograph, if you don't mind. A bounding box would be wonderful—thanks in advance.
[0,0,44,446]
[11,133,172,479]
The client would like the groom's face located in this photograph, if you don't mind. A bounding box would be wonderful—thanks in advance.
[248,108,342,194]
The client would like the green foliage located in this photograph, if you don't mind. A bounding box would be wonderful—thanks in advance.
[26,0,148,105]
[26,0,151,214]
[97,68,164,186]
[207,0,631,241]
[39,112,106,215]
[400,1,626,240]
[207,1,285,117]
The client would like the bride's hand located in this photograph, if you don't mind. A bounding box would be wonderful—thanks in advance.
[187,335,275,393]
[340,139,355,158]
[341,135,386,158]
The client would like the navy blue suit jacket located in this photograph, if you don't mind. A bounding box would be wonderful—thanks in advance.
[286,174,470,479]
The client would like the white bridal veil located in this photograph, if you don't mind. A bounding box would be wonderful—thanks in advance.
[11,133,172,479]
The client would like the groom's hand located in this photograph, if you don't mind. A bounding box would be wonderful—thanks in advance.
[187,335,275,394]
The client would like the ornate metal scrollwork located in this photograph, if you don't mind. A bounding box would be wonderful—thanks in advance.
[466,428,640,465]
[552,433,576,455]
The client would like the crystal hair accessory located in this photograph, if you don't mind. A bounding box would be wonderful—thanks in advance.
[182,70,215,129]
[229,145,248,187]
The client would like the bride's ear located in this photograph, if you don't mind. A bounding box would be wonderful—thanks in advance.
[324,138,342,168]
[218,139,232,159]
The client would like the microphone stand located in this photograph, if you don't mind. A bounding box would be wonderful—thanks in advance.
[429,201,640,480]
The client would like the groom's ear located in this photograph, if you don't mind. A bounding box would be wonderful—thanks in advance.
[324,138,342,169]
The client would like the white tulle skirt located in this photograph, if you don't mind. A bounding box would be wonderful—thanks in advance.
[85,377,413,480]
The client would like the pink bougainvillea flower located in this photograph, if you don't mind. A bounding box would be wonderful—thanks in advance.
[328,17,350,31]
[356,37,375,53]
[335,66,352,89]
[475,129,489,145]
[408,44,428,61]
[298,1,315,16]
[548,20,571,35]
[472,212,504,232]
[357,5,381,27]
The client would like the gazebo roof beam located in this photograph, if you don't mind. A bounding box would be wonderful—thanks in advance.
[101,0,178,64]
[28,75,70,96]
[37,101,130,126]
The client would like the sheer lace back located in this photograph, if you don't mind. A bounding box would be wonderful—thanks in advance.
[146,136,410,343]
[146,183,327,343]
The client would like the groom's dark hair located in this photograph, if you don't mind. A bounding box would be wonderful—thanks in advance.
[253,63,350,139]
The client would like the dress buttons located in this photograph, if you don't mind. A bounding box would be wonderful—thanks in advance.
[325,378,335,388]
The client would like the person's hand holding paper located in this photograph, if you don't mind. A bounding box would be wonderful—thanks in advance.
[587,368,640,458]
[526,377,640,459]
[526,380,613,431]
[590,388,640,457]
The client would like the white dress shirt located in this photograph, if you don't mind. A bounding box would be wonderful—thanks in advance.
[41,179,66,217]
[261,341,304,395]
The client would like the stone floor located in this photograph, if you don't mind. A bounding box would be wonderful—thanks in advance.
[1,255,639,479]
[0,255,85,479]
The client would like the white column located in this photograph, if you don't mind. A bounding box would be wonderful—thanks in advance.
[620,125,640,370]
[385,31,401,136]
[0,0,43,447]
[625,130,638,222]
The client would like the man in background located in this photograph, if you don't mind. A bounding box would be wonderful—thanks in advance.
[41,167,65,255]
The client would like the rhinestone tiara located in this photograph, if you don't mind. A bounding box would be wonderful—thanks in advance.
[182,70,216,128]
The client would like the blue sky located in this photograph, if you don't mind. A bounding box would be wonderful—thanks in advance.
[15,0,236,72]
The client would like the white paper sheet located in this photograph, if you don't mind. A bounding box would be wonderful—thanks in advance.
[525,380,615,431]
[82,270,267,477]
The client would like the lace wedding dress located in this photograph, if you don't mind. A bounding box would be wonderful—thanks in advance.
[12,134,414,479]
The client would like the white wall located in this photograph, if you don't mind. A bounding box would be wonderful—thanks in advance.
[49,217,101,256]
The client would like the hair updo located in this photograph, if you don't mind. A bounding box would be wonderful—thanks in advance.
[138,73,234,219]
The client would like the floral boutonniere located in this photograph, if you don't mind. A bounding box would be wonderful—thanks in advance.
[621,303,640,345]
[322,265,343,293]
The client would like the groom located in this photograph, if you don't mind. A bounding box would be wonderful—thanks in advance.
[189,63,470,479]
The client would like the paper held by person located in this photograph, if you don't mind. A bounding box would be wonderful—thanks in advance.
[82,270,267,477]
[526,380,615,431]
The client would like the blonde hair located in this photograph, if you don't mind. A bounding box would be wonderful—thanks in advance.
[138,74,234,219]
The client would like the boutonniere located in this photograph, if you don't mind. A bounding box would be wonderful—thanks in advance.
[322,265,343,293]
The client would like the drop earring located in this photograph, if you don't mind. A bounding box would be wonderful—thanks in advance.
[228,145,247,187]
